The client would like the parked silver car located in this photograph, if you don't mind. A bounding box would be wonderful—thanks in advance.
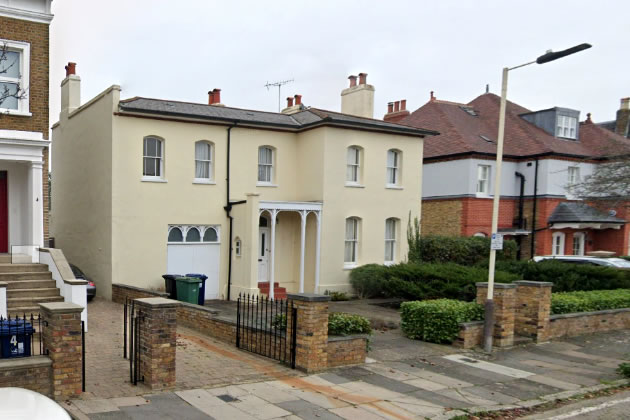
[533,255,630,268]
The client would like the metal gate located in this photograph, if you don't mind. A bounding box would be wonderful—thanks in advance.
[123,298,141,385]
[236,294,297,368]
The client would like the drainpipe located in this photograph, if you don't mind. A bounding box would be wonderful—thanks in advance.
[530,159,539,258]
[515,172,525,260]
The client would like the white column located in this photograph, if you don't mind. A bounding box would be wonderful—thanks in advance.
[269,209,277,299]
[0,283,7,319]
[299,210,307,293]
[30,161,44,249]
[314,211,322,293]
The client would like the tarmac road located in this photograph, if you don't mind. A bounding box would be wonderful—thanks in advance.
[523,389,630,419]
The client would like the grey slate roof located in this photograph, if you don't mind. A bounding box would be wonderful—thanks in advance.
[117,97,438,136]
[597,120,617,133]
[548,202,626,224]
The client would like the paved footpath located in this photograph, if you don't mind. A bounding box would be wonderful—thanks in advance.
[66,329,630,420]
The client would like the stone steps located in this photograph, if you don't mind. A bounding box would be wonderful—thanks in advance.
[7,288,61,298]
[8,296,64,306]
[7,306,41,317]
[0,263,49,273]
[258,282,288,300]
[0,271,53,281]
[5,279,57,290]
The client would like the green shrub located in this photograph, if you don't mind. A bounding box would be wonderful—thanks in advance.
[324,290,350,301]
[328,312,372,336]
[400,299,483,344]
[618,362,630,378]
[407,232,517,265]
[271,314,287,330]
[551,289,630,314]
[621,256,630,262]
[350,262,519,302]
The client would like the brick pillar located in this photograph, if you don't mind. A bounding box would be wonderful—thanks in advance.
[476,283,516,347]
[135,297,178,390]
[514,280,553,342]
[40,302,84,401]
[287,293,330,373]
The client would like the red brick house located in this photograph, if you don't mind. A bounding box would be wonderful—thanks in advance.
[384,92,630,258]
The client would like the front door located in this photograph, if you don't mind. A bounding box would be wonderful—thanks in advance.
[0,172,7,253]
[258,227,269,283]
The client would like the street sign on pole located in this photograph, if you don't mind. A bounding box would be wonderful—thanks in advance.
[491,233,504,250]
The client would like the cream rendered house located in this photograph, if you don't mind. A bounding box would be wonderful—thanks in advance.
[51,69,436,300]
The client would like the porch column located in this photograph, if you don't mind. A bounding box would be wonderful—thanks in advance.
[269,209,277,299]
[30,161,44,248]
[299,210,307,293]
[314,211,322,293]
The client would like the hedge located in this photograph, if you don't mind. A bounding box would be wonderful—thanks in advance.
[350,262,519,302]
[400,299,484,344]
[551,289,630,314]
[328,312,372,336]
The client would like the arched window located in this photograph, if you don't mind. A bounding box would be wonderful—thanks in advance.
[385,218,398,263]
[167,227,183,242]
[143,136,164,177]
[258,146,274,183]
[259,216,268,227]
[386,149,401,186]
[473,232,487,238]
[344,217,360,264]
[195,141,214,181]
[346,146,362,184]
[552,232,565,256]
[203,227,218,242]
[234,237,242,257]
[186,227,201,242]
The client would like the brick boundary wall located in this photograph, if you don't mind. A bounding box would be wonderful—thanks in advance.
[112,283,168,304]
[177,302,237,344]
[0,357,52,396]
[456,321,484,349]
[476,283,516,347]
[549,308,630,339]
[327,335,367,367]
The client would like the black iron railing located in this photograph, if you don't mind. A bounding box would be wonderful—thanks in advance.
[123,297,141,385]
[236,294,297,368]
[0,313,44,359]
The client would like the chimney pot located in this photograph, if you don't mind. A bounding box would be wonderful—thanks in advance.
[387,102,394,113]
[586,112,593,123]
[65,62,76,77]
[401,99,407,111]
[394,101,400,112]
[294,94,302,106]
[430,91,435,101]
[348,75,357,88]
[212,88,221,104]
[287,97,294,107]
[621,97,630,110]
[358,73,367,85]
[208,91,214,105]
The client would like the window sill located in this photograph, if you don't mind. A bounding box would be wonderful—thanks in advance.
[141,177,167,183]
[475,193,492,198]
[257,182,278,188]
[0,109,32,117]
[386,185,403,190]
[384,261,395,266]
[345,183,365,188]
[343,263,358,270]
[193,179,216,185]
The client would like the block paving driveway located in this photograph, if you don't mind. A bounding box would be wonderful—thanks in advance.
[73,299,630,419]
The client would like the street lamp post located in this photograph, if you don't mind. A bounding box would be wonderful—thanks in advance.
[483,43,592,353]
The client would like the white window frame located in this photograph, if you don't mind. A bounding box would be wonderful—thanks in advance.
[552,232,566,256]
[142,136,165,182]
[477,164,491,195]
[568,166,580,185]
[572,232,585,256]
[234,238,242,257]
[194,141,215,184]
[386,149,401,188]
[556,115,577,139]
[344,217,360,267]
[346,146,362,186]
[384,218,397,265]
[168,225,221,244]
[0,39,31,116]
[257,146,275,186]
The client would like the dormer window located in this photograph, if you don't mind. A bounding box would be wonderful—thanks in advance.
[556,115,577,139]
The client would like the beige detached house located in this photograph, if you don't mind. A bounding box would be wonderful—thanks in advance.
[51,68,436,300]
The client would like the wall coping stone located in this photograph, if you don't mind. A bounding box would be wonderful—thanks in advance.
[135,297,180,308]
[39,248,87,285]
[0,281,6,288]
[288,293,330,302]
[475,282,516,289]
[551,307,630,320]
[113,283,169,298]
[178,301,220,315]
[39,302,83,313]
[513,280,553,287]
[460,320,485,328]
[0,356,52,372]
[328,334,369,342]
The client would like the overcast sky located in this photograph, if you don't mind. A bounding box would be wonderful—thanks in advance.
[49,0,629,127]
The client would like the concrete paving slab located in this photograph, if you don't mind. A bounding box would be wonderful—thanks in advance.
[358,400,421,420]
[277,399,345,420]
[338,380,405,401]
[110,397,150,407]
[317,372,353,385]
[443,354,534,378]
[411,369,474,389]
[356,371,422,394]
[363,363,418,381]
[72,399,120,414]
[434,388,497,406]
[459,385,520,404]
[483,378,563,401]
[402,377,448,391]
[237,382,300,403]
[329,405,390,420]
[230,394,292,419]
[286,387,350,409]
[527,374,582,390]
[176,389,227,414]
[408,389,475,408]
[201,403,256,420]
[389,395,447,416]
[206,384,250,397]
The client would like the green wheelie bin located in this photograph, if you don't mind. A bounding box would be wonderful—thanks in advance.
[175,277,202,304]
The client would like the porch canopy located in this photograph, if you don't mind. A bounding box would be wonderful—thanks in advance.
[259,200,322,298]
[548,202,626,230]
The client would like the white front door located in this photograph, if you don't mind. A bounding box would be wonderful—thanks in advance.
[258,227,269,283]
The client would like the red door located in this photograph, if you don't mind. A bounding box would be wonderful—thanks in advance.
[0,172,7,253]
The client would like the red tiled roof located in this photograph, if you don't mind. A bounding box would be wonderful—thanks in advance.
[400,93,630,159]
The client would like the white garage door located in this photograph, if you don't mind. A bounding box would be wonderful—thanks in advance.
[166,225,220,300]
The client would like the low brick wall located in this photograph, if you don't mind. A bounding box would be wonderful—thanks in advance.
[549,308,630,339]
[456,321,484,349]
[0,356,52,397]
[112,283,168,304]
[327,335,367,367]
[177,302,237,345]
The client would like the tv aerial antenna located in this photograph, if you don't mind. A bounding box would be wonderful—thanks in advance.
[265,79,294,112]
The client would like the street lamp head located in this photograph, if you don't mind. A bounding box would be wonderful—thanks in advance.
[536,43,592,64]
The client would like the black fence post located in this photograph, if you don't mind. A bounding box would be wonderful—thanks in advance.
[290,304,297,369]
[81,320,86,392]
[123,297,128,359]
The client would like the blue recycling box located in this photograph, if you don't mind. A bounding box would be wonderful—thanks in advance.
[185,273,208,305]
[0,320,35,358]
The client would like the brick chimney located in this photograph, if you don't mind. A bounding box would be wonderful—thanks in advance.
[341,72,375,119]
[60,61,81,118]
[208,88,223,106]
[383,98,410,123]
[282,94,303,115]
[616,97,630,137]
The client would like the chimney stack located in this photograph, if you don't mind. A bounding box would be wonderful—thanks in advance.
[281,94,303,115]
[286,97,294,107]
[208,91,214,105]
[340,71,375,118]
[383,98,410,123]
[212,88,221,105]
[294,94,302,106]
[430,91,436,101]
[621,98,630,110]
[394,101,400,112]
[387,102,393,113]
[616,97,630,137]
[60,61,81,118]
[401,99,407,111]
